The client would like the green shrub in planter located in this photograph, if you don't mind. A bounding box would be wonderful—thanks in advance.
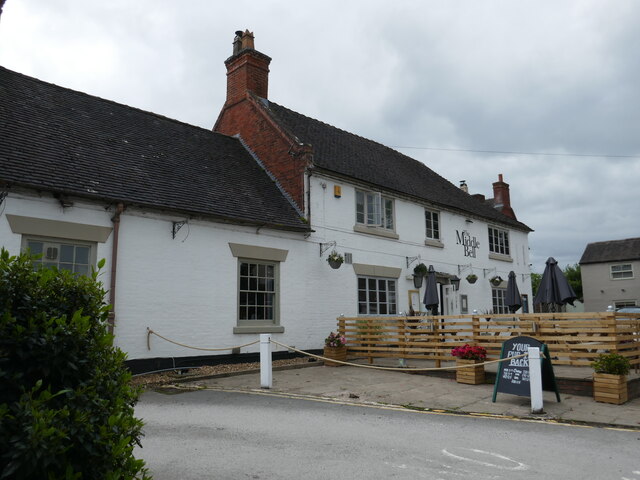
[591,353,631,376]
[0,249,149,479]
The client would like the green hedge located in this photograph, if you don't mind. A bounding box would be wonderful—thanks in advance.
[0,249,149,479]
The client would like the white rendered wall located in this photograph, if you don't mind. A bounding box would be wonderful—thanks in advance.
[307,174,533,316]
[0,181,532,362]
[114,208,348,359]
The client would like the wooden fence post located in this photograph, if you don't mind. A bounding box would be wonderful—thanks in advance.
[472,314,480,347]
[400,316,407,365]
[608,311,619,354]
[434,316,441,368]
[367,317,373,364]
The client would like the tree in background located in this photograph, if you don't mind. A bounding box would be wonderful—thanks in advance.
[563,263,583,301]
[0,249,149,479]
[531,272,542,296]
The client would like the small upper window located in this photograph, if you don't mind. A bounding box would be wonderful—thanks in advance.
[611,264,633,280]
[425,209,440,240]
[488,226,510,256]
[356,190,394,230]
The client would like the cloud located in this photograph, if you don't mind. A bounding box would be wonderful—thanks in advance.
[1,0,638,273]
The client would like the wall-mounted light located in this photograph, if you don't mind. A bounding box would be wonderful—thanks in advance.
[450,275,461,291]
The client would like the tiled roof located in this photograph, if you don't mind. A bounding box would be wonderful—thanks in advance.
[262,100,532,231]
[0,67,307,231]
[579,237,640,264]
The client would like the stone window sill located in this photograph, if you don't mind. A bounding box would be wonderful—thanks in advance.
[233,325,285,334]
[489,253,513,262]
[353,224,399,240]
[425,238,444,248]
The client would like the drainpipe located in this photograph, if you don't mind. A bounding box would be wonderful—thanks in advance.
[108,202,124,336]
[306,168,312,225]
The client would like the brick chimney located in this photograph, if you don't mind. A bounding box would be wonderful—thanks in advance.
[492,174,516,219]
[224,30,271,106]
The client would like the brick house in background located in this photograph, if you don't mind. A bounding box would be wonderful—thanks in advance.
[580,237,640,311]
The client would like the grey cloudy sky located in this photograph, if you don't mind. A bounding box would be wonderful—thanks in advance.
[1,0,638,272]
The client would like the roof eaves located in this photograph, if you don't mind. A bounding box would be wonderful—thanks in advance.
[310,165,533,233]
[2,181,310,233]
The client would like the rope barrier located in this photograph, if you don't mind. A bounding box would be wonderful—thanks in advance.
[270,339,529,372]
[146,328,260,352]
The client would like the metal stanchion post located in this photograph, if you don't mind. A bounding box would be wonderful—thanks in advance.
[260,334,272,389]
[528,347,543,414]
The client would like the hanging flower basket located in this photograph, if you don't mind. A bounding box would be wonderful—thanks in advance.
[466,274,478,284]
[412,263,427,288]
[327,250,344,269]
[490,276,503,287]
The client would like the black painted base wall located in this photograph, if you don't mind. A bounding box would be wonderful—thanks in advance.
[126,349,323,375]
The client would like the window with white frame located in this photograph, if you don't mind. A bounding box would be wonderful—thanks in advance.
[492,288,508,314]
[23,237,93,276]
[611,264,633,280]
[357,276,397,315]
[614,300,637,309]
[488,226,510,256]
[425,209,440,240]
[238,260,278,324]
[356,190,394,230]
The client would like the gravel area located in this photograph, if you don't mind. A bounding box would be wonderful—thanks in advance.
[131,357,315,388]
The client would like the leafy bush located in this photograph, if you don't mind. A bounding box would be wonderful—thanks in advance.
[0,249,149,479]
[591,353,631,376]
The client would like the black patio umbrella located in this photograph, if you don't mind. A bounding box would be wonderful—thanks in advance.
[533,257,577,312]
[505,270,522,313]
[423,265,439,315]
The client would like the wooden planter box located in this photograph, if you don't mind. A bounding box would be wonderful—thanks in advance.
[456,359,485,385]
[323,345,347,367]
[593,373,628,404]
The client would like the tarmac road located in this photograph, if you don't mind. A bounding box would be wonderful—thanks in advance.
[135,389,640,480]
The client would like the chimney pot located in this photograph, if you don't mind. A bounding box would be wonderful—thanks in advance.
[241,30,255,50]
[492,174,516,219]
[224,30,271,105]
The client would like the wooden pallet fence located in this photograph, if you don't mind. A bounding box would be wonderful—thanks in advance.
[337,312,640,368]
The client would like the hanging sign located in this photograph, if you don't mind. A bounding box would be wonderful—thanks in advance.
[456,230,480,258]
[492,336,560,402]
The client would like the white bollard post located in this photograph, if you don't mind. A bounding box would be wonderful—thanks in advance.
[528,347,543,414]
[260,334,272,389]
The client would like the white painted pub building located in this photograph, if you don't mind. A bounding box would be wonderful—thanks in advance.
[0,31,532,371]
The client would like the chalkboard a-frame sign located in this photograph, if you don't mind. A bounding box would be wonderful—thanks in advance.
[492,336,561,402]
